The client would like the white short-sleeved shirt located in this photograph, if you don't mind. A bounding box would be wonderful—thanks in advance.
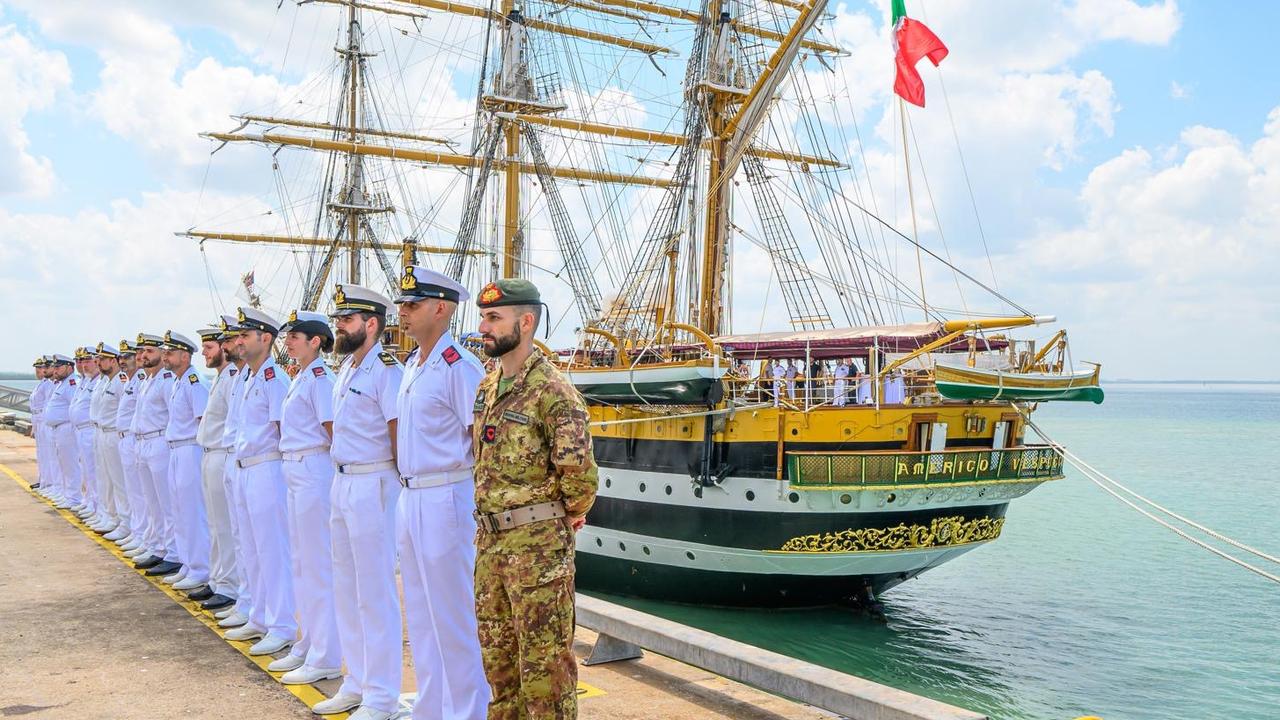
[45,377,75,426]
[331,343,402,466]
[396,333,483,477]
[835,365,849,379]
[281,357,335,453]
[116,369,145,432]
[31,379,52,420]
[220,364,250,451]
[131,370,174,435]
[91,370,124,430]
[166,366,209,442]
[234,358,288,459]
[198,364,237,450]
[69,373,97,426]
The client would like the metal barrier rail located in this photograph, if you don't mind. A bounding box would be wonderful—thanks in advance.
[576,594,987,720]
[787,445,1064,488]
[0,385,31,415]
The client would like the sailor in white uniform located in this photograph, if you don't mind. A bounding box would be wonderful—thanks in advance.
[313,284,404,720]
[91,343,128,538]
[394,266,490,720]
[771,361,786,407]
[46,354,81,508]
[130,333,182,578]
[270,309,345,684]
[833,360,850,407]
[215,316,258,631]
[161,331,212,591]
[223,307,297,658]
[192,325,240,611]
[116,342,149,555]
[69,347,101,520]
[30,358,55,498]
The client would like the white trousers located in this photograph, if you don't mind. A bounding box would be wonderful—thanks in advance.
[282,452,342,669]
[224,455,257,620]
[201,449,239,597]
[76,426,98,510]
[240,459,296,638]
[136,436,178,561]
[169,445,211,582]
[119,434,147,539]
[331,470,402,713]
[34,421,55,492]
[96,427,129,525]
[834,379,848,407]
[397,478,489,720]
[52,423,81,502]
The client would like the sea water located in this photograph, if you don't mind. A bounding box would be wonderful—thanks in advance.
[595,384,1280,719]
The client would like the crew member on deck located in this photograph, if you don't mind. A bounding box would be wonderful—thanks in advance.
[191,326,239,611]
[395,266,489,720]
[130,333,181,578]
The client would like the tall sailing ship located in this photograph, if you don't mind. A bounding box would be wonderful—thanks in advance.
[186,0,1101,609]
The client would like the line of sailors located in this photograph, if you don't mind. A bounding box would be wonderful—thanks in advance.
[24,269,559,720]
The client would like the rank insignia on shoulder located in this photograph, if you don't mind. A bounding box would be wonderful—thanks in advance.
[473,399,486,414]
[482,424,497,443]
[263,367,276,381]
[378,351,400,367]
[68,378,76,386]
[119,372,128,381]
[229,368,237,376]
[442,346,461,365]
[502,410,531,425]
[162,371,173,379]
[188,373,199,384]
[312,366,326,377]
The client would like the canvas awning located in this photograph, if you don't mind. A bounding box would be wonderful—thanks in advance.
[715,322,1007,359]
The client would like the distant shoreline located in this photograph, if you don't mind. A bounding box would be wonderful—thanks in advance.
[1107,379,1280,385]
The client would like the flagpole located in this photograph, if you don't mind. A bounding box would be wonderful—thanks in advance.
[898,97,928,321]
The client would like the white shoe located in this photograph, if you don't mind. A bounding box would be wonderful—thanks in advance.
[123,546,148,558]
[217,612,250,629]
[214,607,237,620]
[224,624,266,642]
[267,654,306,672]
[131,554,158,565]
[53,499,73,509]
[248,633,293,656]
[282,665,341,685]
[162,572,185,584]
[173,577,206,591]
[346,707,394,720]
[311,693,362,715]
[114,533,135,546]
[104,527,128,541]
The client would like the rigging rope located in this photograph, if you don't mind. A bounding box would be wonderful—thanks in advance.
[1015,406,1280,586]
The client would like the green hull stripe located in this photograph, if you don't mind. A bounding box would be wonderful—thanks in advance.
[935,380,1105,404]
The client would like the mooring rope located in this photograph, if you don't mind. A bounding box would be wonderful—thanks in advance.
[1014,405,1280,585]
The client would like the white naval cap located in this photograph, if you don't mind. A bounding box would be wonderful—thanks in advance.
[74,346,96,360]
[281,309,333,337]
[237,306,282,334]
[394,265,469,304]
[330,283,393,317]
[95,341,120,358]
[162,330,197,353]
[196,327,223,343]
[118,339,138,355]
[50,353,74,365]
[218,314,246,340]
[136,333,165,348]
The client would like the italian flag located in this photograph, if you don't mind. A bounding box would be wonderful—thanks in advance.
[892,0,948,107]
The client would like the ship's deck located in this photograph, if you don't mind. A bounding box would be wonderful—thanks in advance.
[0,432,833,720]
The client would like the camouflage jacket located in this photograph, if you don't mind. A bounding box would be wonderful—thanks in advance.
[472,351,598,553]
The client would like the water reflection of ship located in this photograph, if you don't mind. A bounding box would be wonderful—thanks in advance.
[184,0,1100,609]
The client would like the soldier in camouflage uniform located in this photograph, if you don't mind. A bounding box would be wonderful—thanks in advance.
[471,279,598,720]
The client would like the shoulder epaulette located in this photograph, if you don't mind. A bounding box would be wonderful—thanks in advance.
[378,350,400,367]
[188,372,199,384]
[312,366,326,377]
[442,346,462,365]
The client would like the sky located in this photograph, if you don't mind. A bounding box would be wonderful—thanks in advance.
[0,0,1277,380]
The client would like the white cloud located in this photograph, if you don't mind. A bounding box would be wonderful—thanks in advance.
[0,25,71,197]
[1170,80,1191,100]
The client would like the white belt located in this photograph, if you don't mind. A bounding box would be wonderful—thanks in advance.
[168,437,198,449]
[400,467,471,489]
[282,446,329,463]
[49,420,68,429]
[75,422,94,430]
[336,460,396,476]
[203,446,231,454]
[136,429,165,440]
[97,424,117,433]
[237,451,283,469]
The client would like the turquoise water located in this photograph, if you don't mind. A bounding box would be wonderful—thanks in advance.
[593,385,1280,720]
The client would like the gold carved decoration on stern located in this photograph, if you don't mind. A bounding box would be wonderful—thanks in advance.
[777,516,1005,553]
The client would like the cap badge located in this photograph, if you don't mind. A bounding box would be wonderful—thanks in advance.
[335,286,347,305]
[289,309,298,324]
[237,308,247,323]
[478,283,503,305]
[400,267,417,291]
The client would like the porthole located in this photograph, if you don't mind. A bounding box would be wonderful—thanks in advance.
[788,492,800,503]
[840,493,852,505]
[694,487,703,499]
[642,546,651,555]
[639,482,647,493]
[665,485,672,495]
[595,538,602,547]
[685,551,696,561]
[619,542,627,552]
[790,427,799,436]
[604,477,612,488]
[745,490,756,501]
[886,493,897,503]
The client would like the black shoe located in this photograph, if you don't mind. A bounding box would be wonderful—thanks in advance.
[145,561,182,577]
[134,556,163,570]
[187,586,216,601]
[200,594,235,611]
[30,483,41,489]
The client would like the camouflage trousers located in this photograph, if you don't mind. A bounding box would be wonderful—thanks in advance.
[475,543,577,720]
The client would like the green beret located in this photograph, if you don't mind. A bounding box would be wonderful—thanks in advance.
[476,278,541,308]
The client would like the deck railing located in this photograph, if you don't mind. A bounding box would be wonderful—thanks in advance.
[787,445,1064,488]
